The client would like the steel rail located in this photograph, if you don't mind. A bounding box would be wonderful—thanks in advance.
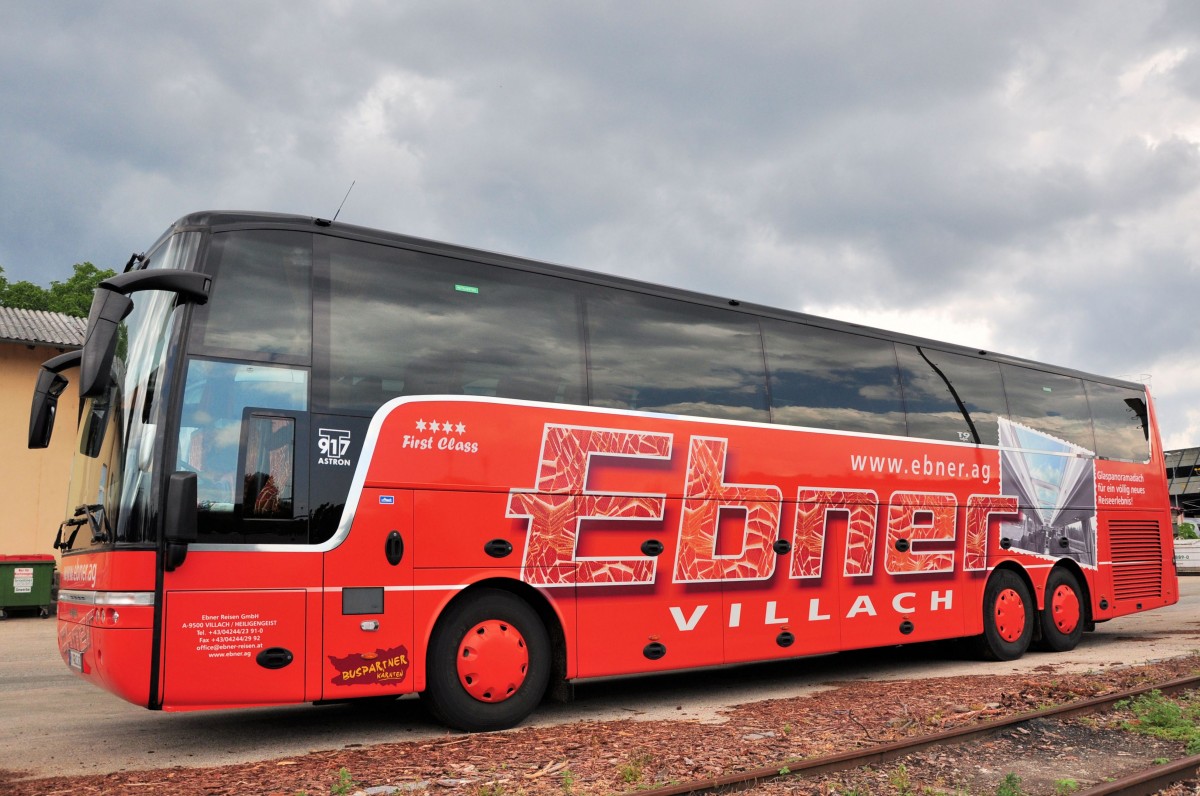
[1075,753,1200,796]
[630,673,1200,796]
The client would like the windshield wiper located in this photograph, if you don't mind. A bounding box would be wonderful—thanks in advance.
[53,515,86,552]
[54,504,112,551]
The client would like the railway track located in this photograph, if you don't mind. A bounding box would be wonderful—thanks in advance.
[633,673,1200,796]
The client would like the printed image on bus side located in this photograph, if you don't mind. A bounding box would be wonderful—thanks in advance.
[32,211,1175,732]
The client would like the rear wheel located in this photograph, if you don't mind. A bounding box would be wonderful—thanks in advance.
[422,588,550,732]
[1036,568,1085,652]
[976,569,1035,661]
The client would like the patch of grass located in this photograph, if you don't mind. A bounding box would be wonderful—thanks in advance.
[1054,778,1079,795]
[618,750,654,784]
[995,772,1024,796]
[1118,690,1200,753]
[331,767,357,796]
[890,763,914,796]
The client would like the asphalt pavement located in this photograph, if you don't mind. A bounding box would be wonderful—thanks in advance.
[3,577,1199,779]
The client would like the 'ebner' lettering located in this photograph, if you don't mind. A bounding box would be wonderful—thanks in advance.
[508,424,1018,588]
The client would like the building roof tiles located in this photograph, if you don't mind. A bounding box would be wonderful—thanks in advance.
[0,307,86,347]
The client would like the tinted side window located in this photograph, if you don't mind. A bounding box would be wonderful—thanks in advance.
[762,321,905,435]
[1086,381,1149,462]
[1001,365,1096,452]
[900,348,1007,446]
[192,230,313,363]
[317,237,586,414]
[585,291,769,423]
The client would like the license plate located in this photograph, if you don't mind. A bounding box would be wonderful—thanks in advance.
[68,649,83,670]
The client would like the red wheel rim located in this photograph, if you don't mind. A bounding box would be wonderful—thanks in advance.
[1050,584,1081,635]
[456,620,529,703]
[994,587,1026,643]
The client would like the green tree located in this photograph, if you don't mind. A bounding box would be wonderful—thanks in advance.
[0,267,51,310]
[48,262,115,316]
[0,262,114,317]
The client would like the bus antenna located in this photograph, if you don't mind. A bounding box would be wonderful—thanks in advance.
[332,180,356,223]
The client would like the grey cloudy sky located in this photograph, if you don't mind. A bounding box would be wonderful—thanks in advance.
[4,2,1200,446]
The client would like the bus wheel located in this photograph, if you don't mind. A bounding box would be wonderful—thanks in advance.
[422,588,550,732]
[1036,568,1085,652]
[976,569,1034,661]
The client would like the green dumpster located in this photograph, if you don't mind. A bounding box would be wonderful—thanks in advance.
[0,555,55,618]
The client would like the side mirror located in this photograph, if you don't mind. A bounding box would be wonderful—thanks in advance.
[78,289,134,398]
[28,350,82,449]
[164,471,198,571]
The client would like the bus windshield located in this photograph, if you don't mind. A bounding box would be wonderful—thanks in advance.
[65,231,201,548]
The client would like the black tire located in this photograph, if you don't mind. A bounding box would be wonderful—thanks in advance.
[1036,568,1085,652]
[421,588,550,732]
[975,569,1035,661]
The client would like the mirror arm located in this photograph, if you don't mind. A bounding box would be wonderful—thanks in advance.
[100,270,211,304]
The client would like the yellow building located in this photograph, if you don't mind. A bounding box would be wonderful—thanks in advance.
[0,307,84,558]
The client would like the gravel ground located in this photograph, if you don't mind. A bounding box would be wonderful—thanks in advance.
[4,654,1200,796]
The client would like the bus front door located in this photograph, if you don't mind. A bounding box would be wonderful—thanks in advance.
[160,404,317,710]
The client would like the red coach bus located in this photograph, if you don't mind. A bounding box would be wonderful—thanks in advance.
[30,211,1176,731]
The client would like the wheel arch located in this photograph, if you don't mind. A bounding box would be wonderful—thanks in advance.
[989,559,1036,601]
[429,577,569,695]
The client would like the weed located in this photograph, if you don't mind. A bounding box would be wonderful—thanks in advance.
[618,750,653,784]
[890,763,913,796]
[995,772,1023,796]
[561,767,575,793]
[1119,690,1200,753]
[1054,778,1079,795]
[331,768,357,796]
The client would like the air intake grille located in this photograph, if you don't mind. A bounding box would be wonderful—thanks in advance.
[1109,519,1164,600]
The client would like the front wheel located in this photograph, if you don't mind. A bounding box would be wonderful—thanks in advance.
[422,588,550,732]
[975,569,1035,661]
[1036,568,1085,652]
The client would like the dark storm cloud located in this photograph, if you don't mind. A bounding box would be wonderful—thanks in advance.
[2,1,1199,441]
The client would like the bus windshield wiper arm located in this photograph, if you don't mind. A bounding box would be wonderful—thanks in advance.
[74,503,110,544]
[54,515,86,551]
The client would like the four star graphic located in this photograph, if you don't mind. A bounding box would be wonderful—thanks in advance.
[415,419,468,434]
